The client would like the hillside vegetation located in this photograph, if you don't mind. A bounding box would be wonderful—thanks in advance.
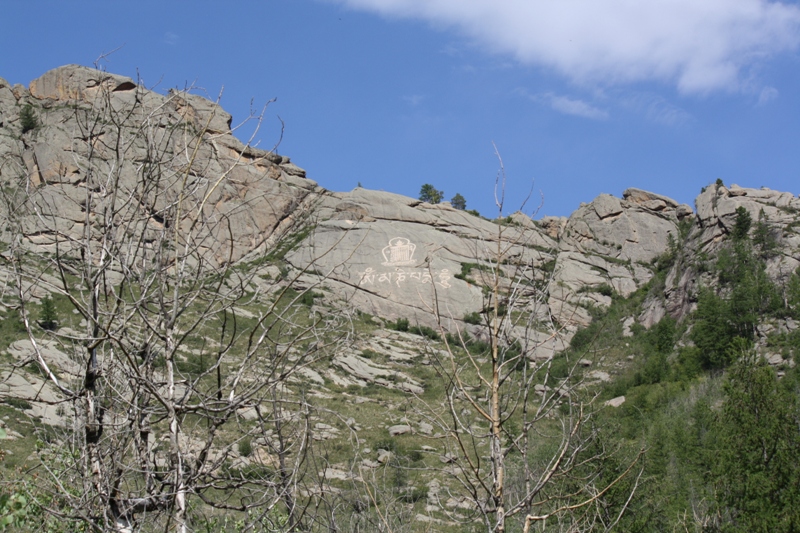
[0,66,799,532]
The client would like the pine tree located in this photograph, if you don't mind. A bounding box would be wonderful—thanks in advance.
[450,193,467,210]
[39,295,58,331]
[716,347,800,532]
[419,183,443,204]
[19,104,38,134]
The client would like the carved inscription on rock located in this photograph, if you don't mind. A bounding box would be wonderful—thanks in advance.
[382,237,416,266]
[359,238,451,290]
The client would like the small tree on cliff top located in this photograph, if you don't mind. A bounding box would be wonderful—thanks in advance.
[419,183,443,204]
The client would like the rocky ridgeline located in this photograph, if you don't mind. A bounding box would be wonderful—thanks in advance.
[0,65,317,268]
[660,182,800,324]
[2,65,800,354]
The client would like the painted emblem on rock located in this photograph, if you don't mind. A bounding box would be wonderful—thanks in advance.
[358,237,451,290]
[382,237,416,266]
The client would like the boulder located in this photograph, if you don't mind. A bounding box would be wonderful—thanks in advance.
[593,194,623,219]
[167,89,232,134]
[13,65,318,266]
[540,216,567,239]
[605,396,626,408]
[388,424,413,436]
[0,77,18,128]
[417,421,434,435]
[30,64,136,102]
[377,449,394,464]
[623,188,678,208]
[622,316,636,337]
[7,339,82,377]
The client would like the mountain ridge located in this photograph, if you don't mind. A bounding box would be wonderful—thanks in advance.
[2,65,799,340]
[2,64,800,532]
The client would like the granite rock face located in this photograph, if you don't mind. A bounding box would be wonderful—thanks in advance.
[548,188,694,329]
[3,65,799,360]
[661,183,800,323]
[29,64,137,102]
[0,65,322,269]
[286,188,557,330]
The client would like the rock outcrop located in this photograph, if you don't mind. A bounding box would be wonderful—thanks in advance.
[662,183,800,322]
[549,188,694,329]
[2,65,799,361]
[1,64,317,266]
[285,188,556,330]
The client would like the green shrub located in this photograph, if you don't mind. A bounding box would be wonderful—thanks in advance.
[467,338,491,355]
[266,224,314,262]
[753,214,779,259]
[300,291,323,306]
[390,318,409,332]
[39,295,58,331]
[637,352,669,385]
[419,184,443,204]
[19,104,38,134]
[715,349,800,530]
[360,349,380,359]
[238,437,253,457]
[413,325,440,340]
[374,439,398,453]
[732,206,752,241]
[450,193,467,210]
[648,316,676,354]
[463,312,481,325]
[676,346,703,379]
[454,262,492,284]
[4,397,32,410]
[570,322,600,351]
[548,355,570,379]
[597,284,614,297]
[176,353,210,375]
[577,283,614,297]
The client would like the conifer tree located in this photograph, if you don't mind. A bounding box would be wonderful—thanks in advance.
[19,104,38,134]
[419,183,443,204]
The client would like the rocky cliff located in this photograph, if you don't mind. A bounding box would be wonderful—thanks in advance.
[2,65,799,351]
[5,66,800,533]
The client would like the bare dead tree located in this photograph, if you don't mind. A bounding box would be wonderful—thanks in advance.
[418,148,643,533]
[0,68,352,532]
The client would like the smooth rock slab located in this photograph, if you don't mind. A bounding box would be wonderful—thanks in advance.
[7,339,82,378]
[417,421,434,435]
[605,396,626,408]
[388,424,413,436]
[321,468,351,481]
[377,449,394,464]
[30,64,136,102]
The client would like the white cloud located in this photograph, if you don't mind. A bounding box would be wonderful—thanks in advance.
[620,92,694,126]
[645,101,693,126]
[164,32,179,45]
[519,89,609,119]
[545,93,609,120]
[329,0,800,93]
[757,86,779,105]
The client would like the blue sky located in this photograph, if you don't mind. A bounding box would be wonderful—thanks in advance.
[2,0,799,218]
